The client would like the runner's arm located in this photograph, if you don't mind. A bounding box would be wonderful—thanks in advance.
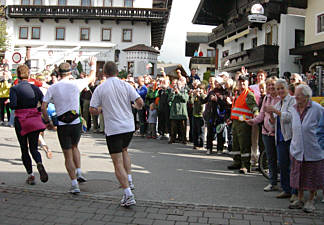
[87,56,97,85]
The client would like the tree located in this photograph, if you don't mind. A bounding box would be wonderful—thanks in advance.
[0,6,8,52]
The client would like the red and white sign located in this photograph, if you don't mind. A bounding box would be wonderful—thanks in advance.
[12,52,22,63]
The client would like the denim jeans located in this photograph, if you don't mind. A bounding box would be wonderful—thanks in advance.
[262,135,277,186]
[138,108,146,135]
[192,117,204,147]
[277,140,296,194]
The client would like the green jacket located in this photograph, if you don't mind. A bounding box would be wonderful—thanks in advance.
[168,89,189,120]
[0,81,11,98]
[190,93,206,117]
[145,87,159,107]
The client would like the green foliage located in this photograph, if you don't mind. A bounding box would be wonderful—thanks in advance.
[77,61,83,73]
[203,71,211,81]
[118,69,128,79]
[0,7,8,52]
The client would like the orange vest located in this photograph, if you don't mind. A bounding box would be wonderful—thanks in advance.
[230,89,253,121]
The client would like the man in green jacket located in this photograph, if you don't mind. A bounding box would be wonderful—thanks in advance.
[168,78,189,144]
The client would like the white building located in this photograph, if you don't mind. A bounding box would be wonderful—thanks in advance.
[4,0,172,75]
[191,0,307,78]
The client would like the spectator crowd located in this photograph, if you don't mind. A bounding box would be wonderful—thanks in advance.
[1,58,323,212]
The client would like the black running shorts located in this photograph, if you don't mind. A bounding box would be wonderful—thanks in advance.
[57,123,82,150]
[105,132,134,154]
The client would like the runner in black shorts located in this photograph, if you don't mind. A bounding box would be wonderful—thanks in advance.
[90,61,143,207]
[106,132,134,154]
[57,123,82,150]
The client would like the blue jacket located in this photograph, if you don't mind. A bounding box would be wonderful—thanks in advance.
[316,111,324,150]
[137,85,147,102]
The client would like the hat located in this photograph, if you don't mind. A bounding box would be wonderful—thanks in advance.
[59,63,72,74]
[219,71,229,78]
[215,76,224,84]
[238,75,249,81]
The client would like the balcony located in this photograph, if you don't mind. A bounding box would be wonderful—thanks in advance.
[190,57,215,65]
[6,5,168,22]
[221,45,279,72]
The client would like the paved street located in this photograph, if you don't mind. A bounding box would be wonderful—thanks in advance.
[0,125,323,224]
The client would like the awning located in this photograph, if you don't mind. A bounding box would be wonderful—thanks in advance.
[224,28,250,44]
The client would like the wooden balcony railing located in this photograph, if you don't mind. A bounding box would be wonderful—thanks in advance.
[6,5,168,22]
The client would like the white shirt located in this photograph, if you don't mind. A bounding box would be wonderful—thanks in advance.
[43,78,88,125]
[90,77,140,136]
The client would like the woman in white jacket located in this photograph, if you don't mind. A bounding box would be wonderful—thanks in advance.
[265,79,297,200]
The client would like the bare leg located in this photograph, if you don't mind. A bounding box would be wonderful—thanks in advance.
[72,145,81,169]
[62,149,77,180]
[298,189,304,201]
[111,153,129,189]
[122,148,131,174]
[309,191,316,201]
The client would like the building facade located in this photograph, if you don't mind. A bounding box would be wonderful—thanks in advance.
[4,0,172,75]
[290,0,324,96]
[192,0,307,78]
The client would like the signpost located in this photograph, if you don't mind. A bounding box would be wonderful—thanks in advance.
[12,52,22,64]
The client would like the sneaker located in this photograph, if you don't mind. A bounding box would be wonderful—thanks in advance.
[321,198,324,203]
[239,168,248,174]
[77,175,87,183]
[69,184,80,195]
[26,175,35,185]
[206,149,211,155]
[264,184,279,192]
[276,191,291,199]
[290,194,298,203]
[129,182,135,190]
[303,200,315,213]
[289,199,304,209]
[120,194,136,207]
[37,163,48,183]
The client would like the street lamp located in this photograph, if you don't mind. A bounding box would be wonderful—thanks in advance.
[248,3,267,23]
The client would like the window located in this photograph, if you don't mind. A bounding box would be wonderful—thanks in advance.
[58,0,66,5]
[222,50,229,58]
[122,29,132,42]
[240,43,244,51]
[317,14,324,33]
[56,27,65,40]
[149,62,154,75]
[21,0,30,5]
[295,29,305,48]
[124,0,133,7]
[266,32,272,45]
[81,0,91,6]
[33,0,41,5]
[102,28,111,41]
[31,27,40,39]
[104,0,112,6]
[207,49,215,57]
[19,27,28,39]
[80,28,90,40]
[252,37,257,48]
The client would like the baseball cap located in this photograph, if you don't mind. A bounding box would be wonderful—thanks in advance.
[238,75,249,81]
[215,76,224,84]
[219,71,229,78]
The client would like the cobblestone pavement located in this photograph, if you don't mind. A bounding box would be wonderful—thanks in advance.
[0,185,323,225]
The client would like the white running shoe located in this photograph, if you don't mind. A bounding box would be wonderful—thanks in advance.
[69,184,80,195]
[120,194,136,207]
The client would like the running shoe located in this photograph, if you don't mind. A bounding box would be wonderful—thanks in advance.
[69,184,80,195]
[26,175,35,185]
[77,175,87,183]
[120,194,136,207]
[37,163,48,183]
[129,182,135,190]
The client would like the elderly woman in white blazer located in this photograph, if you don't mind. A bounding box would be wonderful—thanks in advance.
[288,84,324,213]
[265,79,297,200]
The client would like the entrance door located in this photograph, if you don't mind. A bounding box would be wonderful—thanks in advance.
[96,61,105,79]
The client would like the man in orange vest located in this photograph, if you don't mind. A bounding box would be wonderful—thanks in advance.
[228,74,259,174]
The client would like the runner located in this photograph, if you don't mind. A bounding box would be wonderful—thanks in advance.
[41,57,96,194]
[89,61,143,207]
[9,64,48,185]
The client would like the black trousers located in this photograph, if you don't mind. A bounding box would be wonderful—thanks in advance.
[192,117,204,147]
[170,119,186,143]
[15,121,42,174]
[0,98,10,122]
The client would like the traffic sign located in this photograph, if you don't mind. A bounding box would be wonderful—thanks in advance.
[12,52,22,63]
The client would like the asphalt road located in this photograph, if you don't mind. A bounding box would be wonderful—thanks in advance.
[0,126,323,212]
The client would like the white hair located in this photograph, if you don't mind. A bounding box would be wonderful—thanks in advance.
[275,79,288,89]
[296,84,312,99]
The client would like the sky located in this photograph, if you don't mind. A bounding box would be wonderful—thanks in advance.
[158,0,214,73]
